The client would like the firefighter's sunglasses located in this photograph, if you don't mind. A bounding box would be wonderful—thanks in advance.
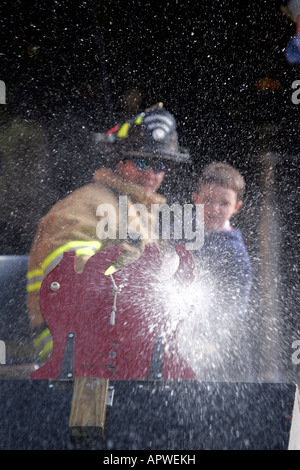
[133,158,166,173]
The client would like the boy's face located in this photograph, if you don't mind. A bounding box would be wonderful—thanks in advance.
[193,183,242,231]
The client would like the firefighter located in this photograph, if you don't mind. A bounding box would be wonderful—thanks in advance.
[26,103,191,361]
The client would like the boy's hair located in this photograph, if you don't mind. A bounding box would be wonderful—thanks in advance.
[195,162,245,201]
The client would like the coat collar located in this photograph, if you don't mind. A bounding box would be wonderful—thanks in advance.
[93,168,166,207]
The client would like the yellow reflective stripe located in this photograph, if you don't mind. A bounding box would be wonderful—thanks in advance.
[33,327,51,348]
[33,328,53,361]
[117,122,130,138]
[27,267,45,293]
[41,246,68,271]
[26,268,44,279]
[76,247,99,257]
[27,241,102,292]
[27,266,116,287]
[26,281,42,293]
[135,114,143,125]
[27,275,44,285]
[39,339,53,361]
[105,265,116,275]
[41,240,102,271]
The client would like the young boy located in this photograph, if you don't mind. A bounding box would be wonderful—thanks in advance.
[192,161,252,302]
[180,162,253,381]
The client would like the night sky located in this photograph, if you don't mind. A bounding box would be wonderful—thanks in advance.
[2,1,299,149]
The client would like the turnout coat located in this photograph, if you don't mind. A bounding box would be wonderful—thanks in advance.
[27,168,167,329]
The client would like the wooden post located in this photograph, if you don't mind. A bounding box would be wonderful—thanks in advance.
[258,149,282,381]
[69,377,109,436]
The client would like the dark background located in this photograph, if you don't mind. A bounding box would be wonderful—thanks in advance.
[0,0,299,380]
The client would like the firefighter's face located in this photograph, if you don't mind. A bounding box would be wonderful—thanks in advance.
[116,159,165,195]
[193,183,242,231]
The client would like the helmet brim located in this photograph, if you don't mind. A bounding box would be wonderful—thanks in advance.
[118,148,191,164]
